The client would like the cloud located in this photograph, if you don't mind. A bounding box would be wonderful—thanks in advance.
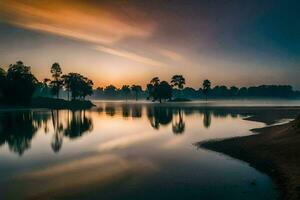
[0,0,168,67]
[159,49,184,61]
[94,46,166,67]
[0,0,155,45]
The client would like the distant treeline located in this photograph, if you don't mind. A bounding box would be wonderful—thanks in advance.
[0,61,299,105]
[91,76,300,100]
[92,84,300,100]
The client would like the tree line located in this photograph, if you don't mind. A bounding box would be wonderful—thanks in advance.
[93,75,299,101]
[0,61,93,105]
[0,61,299,105]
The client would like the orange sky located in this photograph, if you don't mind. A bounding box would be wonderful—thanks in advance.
[0,0,299,89]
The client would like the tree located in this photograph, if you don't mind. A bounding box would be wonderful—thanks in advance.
[104,85,117,98]
[131,85,142,101]
[171,75,185,97]
[121,85,131,101]
[4,61,38,104]
[202,79,211,101]
[172,109,185,134]
[230,86,239,98]
[62,73,93,100]
[50,63,63,99]
[0,68,6,101]
[147,77,172,103]
[150,77,160,85]
[157,81,172,103]
[61,74,71,100]
[80,78,93,99]
[147,77,160,101]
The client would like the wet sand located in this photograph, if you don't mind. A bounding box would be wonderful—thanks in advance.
[198,115,300,200]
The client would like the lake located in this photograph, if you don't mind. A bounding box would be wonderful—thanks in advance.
[1,101,296,200]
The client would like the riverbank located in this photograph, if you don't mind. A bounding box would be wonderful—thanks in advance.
[198,115,300,200]
[0,97,95,110]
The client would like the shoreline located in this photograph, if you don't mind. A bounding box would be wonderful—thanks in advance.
[0,97,95,110]
[198,115,300,200]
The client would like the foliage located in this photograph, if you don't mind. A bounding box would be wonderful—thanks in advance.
[3,61,38,104]
[147,77,172,102]
[50,63,63,99]
[62,73,93,100]
[0,67,6,99]
[171,75,185,90]
[104,85,117,97]
[121,85,131,100]
[202,79,211,100]
[131,85,142,101]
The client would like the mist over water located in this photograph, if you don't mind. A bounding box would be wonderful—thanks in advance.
[0,102,285,199]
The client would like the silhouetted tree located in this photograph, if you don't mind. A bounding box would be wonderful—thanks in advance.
[50,63,63,99]
[80,78,93,99]
[121,85,131,101]
[131,85,142,101]
[151,77,160,85]
[104,85,117,98]
[171,75,185,97]
[230,86,239,97]
[157,81,172,102]
[3,61,38,104]
[0,68,6,101]
[62,73,93,100]
[147,78,172,103]
[202,79,211,101]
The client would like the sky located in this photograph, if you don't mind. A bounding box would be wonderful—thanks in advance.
[0,0,299,89]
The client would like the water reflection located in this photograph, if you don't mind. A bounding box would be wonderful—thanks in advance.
[0,111,41,155]
[0,110,93,155]
[0,105,241,155]
[2,103,295,156]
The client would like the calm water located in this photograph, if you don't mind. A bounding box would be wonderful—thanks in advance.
[0,102,284,200]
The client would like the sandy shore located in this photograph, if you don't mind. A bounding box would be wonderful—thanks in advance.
[198,115,300,200]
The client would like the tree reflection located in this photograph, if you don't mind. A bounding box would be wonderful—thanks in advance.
[0,109,93,155]
[131,104,142,118]
[122,104,130,118]
[0,105,252,156]
[51,109,64,153]
[147,107,173,130]
[203,109,212,129]
[105,105,116,116]
[64,110,93,140]
[172,109,185,134]
[0,112,40,155]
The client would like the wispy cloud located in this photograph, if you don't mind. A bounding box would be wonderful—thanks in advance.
[94,46,165,67]
[0,0,155,45]
[159,49,184,61]
[0,0,167,67]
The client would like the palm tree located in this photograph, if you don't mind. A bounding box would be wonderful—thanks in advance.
[50,63,63,99]
[202,79,211,101]
[150,77,160,85]
[171,75,185,97]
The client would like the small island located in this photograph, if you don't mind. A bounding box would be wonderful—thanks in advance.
[0,61,94,109]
